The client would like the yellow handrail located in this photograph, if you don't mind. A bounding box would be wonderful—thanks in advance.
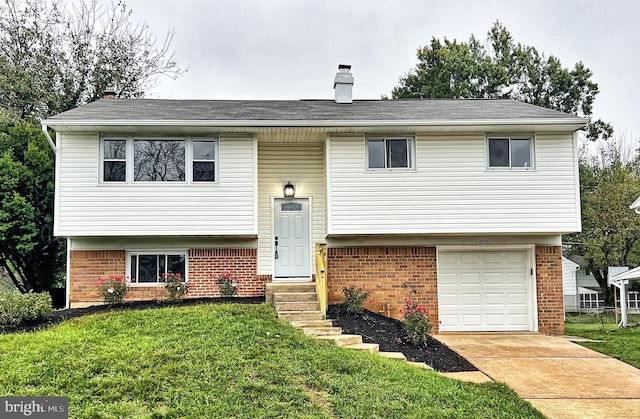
[315,242,328,318]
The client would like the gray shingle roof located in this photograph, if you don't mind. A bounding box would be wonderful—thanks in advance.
[44,98,581,123]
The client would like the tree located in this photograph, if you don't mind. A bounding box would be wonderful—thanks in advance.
[392,21,612,141]
[0,0,184,292]
[565,141,640,303]
[0,0,184,119]
[0,111,61,292]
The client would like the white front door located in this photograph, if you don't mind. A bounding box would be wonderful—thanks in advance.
[274,198,310,279]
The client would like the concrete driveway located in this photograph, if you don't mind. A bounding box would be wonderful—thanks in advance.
[435,333,640,419]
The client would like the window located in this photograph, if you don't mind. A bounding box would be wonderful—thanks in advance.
[192,140,216,182]
[129,252,186,284]
[103,139,127,182]
[367,137,414,169]
[488,137,533,168]
[580,293,604,311]
[101,138,217,183]
[134,140,185,181]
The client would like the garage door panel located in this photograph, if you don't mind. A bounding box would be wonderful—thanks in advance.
[461,273,482,284]
[484,272,507,285]
[484,293,507,305]
[461,314,482,326]
[461,293,482,305]
[438,250,533,332]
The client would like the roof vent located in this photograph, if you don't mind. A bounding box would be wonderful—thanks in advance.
[333,64,354,104]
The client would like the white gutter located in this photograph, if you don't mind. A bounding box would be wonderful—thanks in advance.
[41,124,57,153]
[41,117,589,129]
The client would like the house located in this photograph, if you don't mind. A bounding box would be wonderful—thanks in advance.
[41,65,587,335]
[562,256,581,312]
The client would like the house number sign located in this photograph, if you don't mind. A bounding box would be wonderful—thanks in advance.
[281,203,302,212]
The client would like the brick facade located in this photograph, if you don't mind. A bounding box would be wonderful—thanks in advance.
[68,248,262,307]
[327,245,565,336]
[327,246,440,332]
[535,245,564,335]
[69,250,127,305]
[187,249,264,298]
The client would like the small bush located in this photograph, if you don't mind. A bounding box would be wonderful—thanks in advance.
[214,272,240,297]
[0,291,53,328]
[341,283,372,314]
[96,276,128,304]
[163,272,190,301]
[401,299,432,346]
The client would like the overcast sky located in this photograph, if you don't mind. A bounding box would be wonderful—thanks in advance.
[125,0,639,137]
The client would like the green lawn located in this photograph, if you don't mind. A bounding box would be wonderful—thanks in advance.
[0,303,543,418]
[565,321,640,369]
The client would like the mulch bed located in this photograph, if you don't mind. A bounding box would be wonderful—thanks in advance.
[328,305,477,372]
[0,296,264,335]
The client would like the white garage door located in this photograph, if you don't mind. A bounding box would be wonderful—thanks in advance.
[438,250,533,332]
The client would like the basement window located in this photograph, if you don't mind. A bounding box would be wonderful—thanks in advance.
[128,252,187,284]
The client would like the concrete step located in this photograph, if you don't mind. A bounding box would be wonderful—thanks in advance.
[290,320,334,328]
[344,343,380,353]
[278,311,324,321]
[378,352,407,361]
[316,334,362,346]
[302,327,342,336]
[273,292,318,303]
[267,282,316,293]
[406,361,433,370]
[275,301,320,312]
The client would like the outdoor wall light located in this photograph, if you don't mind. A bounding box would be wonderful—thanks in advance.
[283,181,295,198]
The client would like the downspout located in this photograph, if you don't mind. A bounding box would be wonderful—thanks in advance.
[41,124,56,153]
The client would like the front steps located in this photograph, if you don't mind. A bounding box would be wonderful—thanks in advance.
[269,282,431,370]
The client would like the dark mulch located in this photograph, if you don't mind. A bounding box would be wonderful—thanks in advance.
[328,305,477,373]
[0,296,264,335]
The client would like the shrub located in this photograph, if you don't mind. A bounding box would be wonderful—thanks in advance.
[214,272,240,297]
[341,283,372,314]
[96,276,128,304]
[0,291,53,328]
[401,299,432,346]
[163,272,190,301]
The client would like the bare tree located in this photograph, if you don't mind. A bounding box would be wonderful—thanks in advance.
[0,0,185,119]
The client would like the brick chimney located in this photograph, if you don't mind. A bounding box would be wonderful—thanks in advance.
[103,88,116,99]
[333,64,354,104]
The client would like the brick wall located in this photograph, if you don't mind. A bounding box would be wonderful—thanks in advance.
[69,248,263,306]
[327,246,439,332]
[188,249,264,297]
[69,250,126,305]
[535,245,564,335]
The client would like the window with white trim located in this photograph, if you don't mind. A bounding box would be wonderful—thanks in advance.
[129,252,187,284]
[487,136,534,169]
[103,139,127,181]
[101,137,217,183]
[367,137,414,169]
[192,140,216,182]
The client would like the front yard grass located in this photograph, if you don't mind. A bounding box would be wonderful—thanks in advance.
[0,303,543,418]
[565,320,640,369]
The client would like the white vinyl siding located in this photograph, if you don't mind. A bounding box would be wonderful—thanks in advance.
[55,133,256,236]
[257,143,325,276]
[327,133,579,235]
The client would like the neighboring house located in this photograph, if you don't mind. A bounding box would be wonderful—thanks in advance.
[562,256,581,312]
[42,65,587,335]
[562,256,606,312]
